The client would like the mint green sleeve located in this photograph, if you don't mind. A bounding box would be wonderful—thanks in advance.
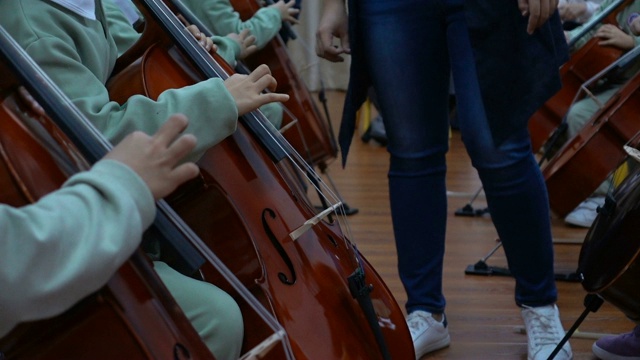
[0,160,155,338]
[213,35,242,66]
[181,0,282,49]
[103,0,141,56]
[24,36,238,163]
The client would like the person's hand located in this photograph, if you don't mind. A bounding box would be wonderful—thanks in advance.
[595,24,635,50]
[518,0,559,35]
[558,2,587,22]
[269,0,300,24]
[186,24,217,54]
[223,64,289,115]
[226,29,258,60]
[104,114,199,200]
[316,0,350,62]
[17,86,45,117]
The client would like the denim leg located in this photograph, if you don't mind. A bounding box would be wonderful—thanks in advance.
[447,7,558,307]
[475,151,559,307]
[357,0,451,314]
[357,0,558,311]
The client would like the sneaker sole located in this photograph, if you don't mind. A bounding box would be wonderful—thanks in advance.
[415,333,451,360]
[592,343,640,360]
[564,217,593,228]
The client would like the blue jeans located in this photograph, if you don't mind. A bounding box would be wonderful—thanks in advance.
[355,0,558,313]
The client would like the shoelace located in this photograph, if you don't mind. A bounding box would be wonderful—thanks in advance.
[523,307,561,346]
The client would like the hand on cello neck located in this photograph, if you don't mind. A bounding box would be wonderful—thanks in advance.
[224,64,289,116]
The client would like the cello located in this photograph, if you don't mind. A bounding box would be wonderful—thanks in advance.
[528,0,632,153]
[224,0,338,166]
[542,60,640,218]
[577,150,640,323]
[107,0,412,359]
[0,26,292,359]
[168,0,356,215]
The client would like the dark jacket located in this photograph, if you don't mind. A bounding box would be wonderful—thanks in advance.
[339,0,569,166]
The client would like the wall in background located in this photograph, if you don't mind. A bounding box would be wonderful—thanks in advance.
[285,0,351,91]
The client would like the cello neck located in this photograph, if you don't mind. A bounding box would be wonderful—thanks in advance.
[0,26,293,359]
[0,26,206,274]
[130,0,292,162]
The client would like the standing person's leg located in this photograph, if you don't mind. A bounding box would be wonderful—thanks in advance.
[446,5,571,360]
[357,0,452,357]
[154,261,244,360]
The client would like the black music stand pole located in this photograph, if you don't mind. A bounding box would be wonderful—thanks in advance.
[546,293,604,360]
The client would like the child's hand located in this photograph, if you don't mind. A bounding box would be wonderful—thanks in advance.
[227,29,258,60]
[223,64,289,115]
[186,24,217,54]
[595,24,635,50]
[104,114,199,200]
[269,0,300,24]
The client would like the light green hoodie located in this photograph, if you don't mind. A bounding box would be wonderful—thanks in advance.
[0,0,239,163]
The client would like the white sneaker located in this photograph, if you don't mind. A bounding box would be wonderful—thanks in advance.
[406,310,450,359]
[564,196,605,228]
[521,304,573,360]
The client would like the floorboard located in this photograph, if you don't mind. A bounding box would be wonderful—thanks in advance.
[314,90,634,360]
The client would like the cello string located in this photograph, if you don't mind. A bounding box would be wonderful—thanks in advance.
[149,0,358,248]
[145,3,377,325]
[169,0,319,168]
[163,0,344,215]
[0,26,293,357]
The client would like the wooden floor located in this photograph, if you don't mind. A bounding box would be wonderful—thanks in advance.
[314,90,633,360]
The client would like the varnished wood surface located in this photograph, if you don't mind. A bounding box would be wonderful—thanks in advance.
[314,90,634,359]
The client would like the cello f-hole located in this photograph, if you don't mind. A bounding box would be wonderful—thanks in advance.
[261,208,296,285]
[326,234,338,248]
[173,342,191,360]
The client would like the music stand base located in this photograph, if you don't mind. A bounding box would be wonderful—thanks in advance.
[465,261,511,276]
[465,261,581,282]
[455,204,490,217]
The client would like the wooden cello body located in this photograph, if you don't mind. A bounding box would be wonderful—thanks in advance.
[578,162,640,323]
[528,38,623,152]
[108,1,413,359]
[0,27,292,359]
[0,33,215,359]
[528,0,632,152]
[542,68,640,218]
